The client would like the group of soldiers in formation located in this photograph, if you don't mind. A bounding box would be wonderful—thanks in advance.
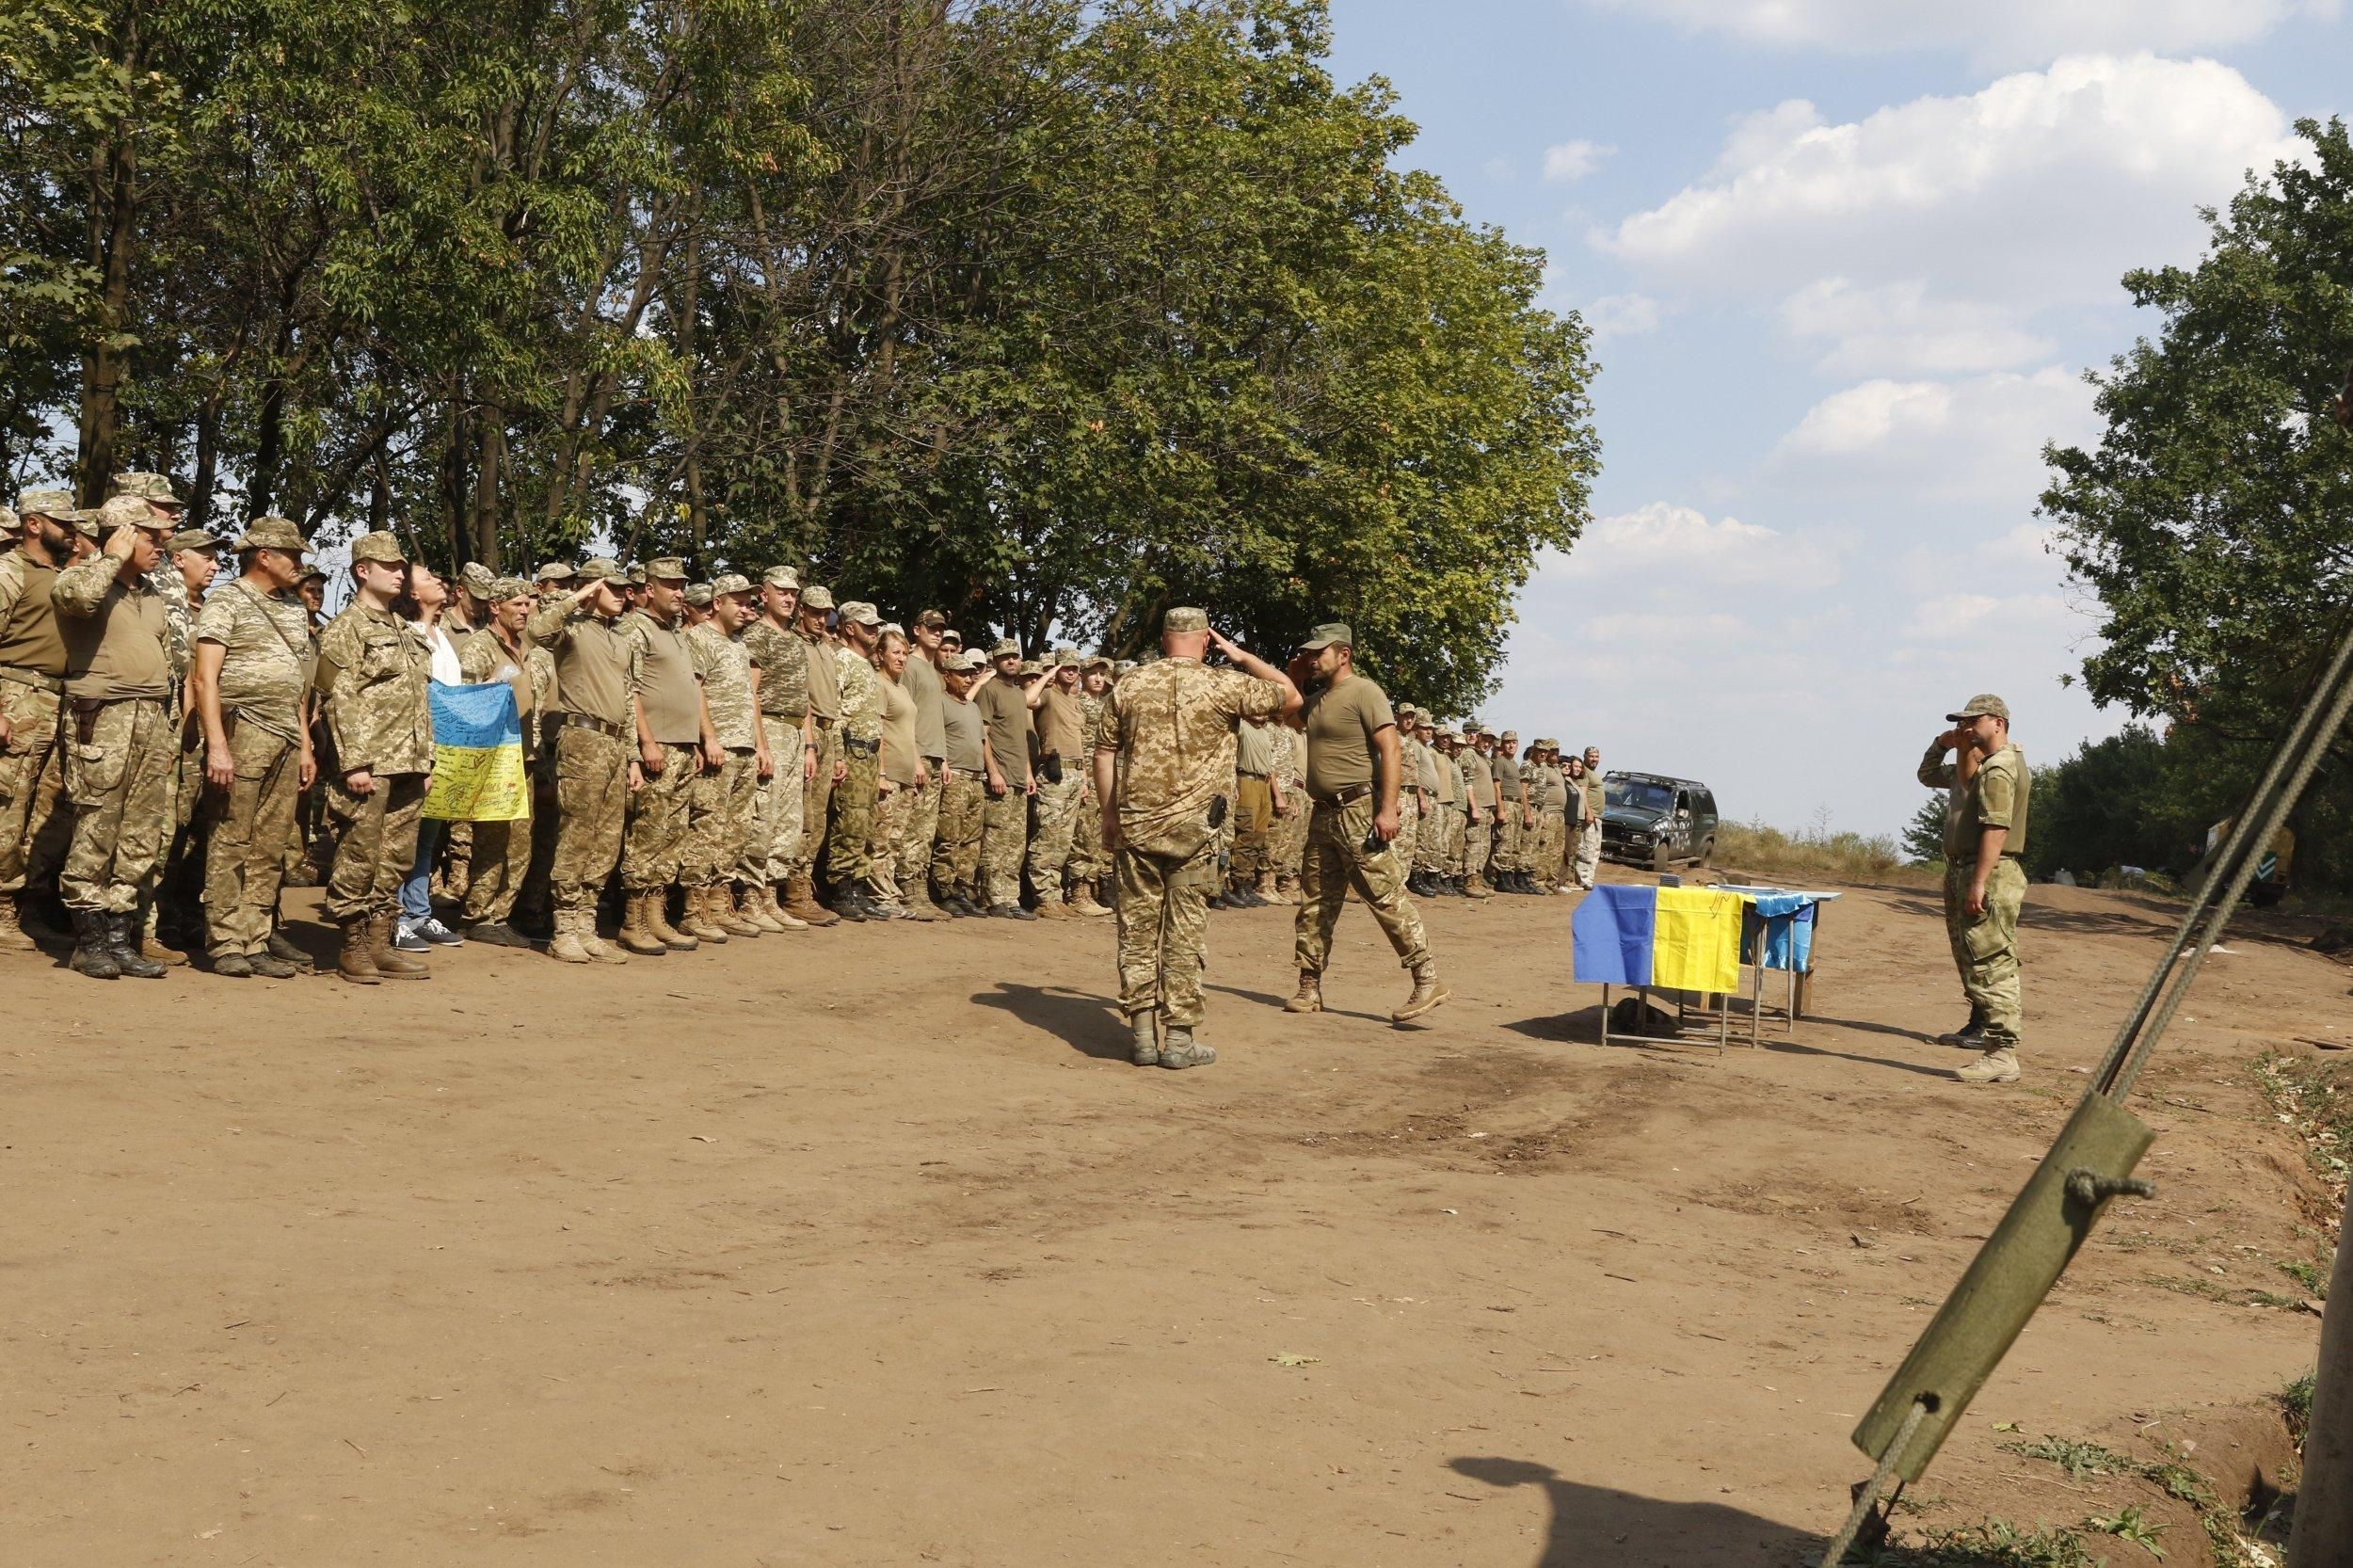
[0,480,1609,1064]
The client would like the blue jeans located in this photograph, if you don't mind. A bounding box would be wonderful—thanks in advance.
[401,819,444,922]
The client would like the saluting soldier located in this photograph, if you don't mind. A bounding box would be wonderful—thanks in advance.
[681,573,770,941]
[933,651,989,913]
[786,584,844,924]
[972,638,1035,919]
[454,576,542,948]
[527,558,639,964]
[739,566,813,930]
[1025,648,1091,917]
[897,612,952,920]
[824,600,887,920]
[188,516,315,977]
[621,559,720,947]
[314,531,435,984]
[1924,696,2031,1085]
[1095,609,1299,1068]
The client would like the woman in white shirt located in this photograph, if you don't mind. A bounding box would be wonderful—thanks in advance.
[394,564,466,949]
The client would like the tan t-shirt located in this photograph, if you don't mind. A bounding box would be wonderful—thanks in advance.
[1034,684,1084,761]
[525,600,634,728]
[879,674,918,786]
[1300,675,1395,801]
[974,676,1032,780]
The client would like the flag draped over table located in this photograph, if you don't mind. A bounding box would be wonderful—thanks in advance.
[421,680,528,823]
[1571,884,1743,992]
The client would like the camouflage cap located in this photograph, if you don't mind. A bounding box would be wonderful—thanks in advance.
[233,515,310,555]
[682,583,713,608]
[838,600,881,627]
[1053,648,1080,667]
[801,584,835,611]
[990,637,1021,659]
[17,487,75,521]
[762,564,802,590]
[951,650,988,672]
[66,508,100,539]
[1162,606,1208,632]
[348,530,408,565]
[167,527,221,553]
[645,556,688,583]
[535,561,575,584]
[98,494,166,535]
[458,561,497,597]
[107,471,183,506]
[939,628,963,646]
[916,609,948,630]
[1396,702,1419,719]
[298,567,327,584]
[711,572,753,597]
[1946,693,2011,722]
[1017,659,1044,677]
[1082,654,1112,673]
[1299,621,1352,650]
[1500,729,1519,742]
[489,575,533,601]
[574,556,623,583]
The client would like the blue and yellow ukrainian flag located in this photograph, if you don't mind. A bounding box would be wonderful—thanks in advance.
[421,680,529,823]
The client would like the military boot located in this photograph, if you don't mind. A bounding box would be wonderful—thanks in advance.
[1934,1010,1988,1048]
[714,885,763,937]
[576,909,629,965]
[1273,874,1300,905]
[107,912,166,978]
[1070,882,1113,918]
[899,886,948,922]
[1256,871,1294,906]
[247,950,302,980]
[761,885,808,930]
[1283,971,1323,1014]
[1464,874,1494,900]
[1035,896,1072,920]
[616,892,669,955]
[641,888,697,952]
[1391,960,1450,1022]
[369,915,429,979]
[1955,1047,2021,1085]
[1157,1027,1215,1069]
[547,910,593,965]
[783,870,840,927]
[680,885,728,944]
[738,884,788,934]
[0,893,36,952]
[139,903,189,967]
[335,918,382,983]
[1129,1011,1160,1066]
[69,910,121,979]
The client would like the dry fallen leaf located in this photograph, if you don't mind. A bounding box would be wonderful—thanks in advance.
[1271,1352,1321,1368]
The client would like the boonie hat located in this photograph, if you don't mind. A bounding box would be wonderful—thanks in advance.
[107,471,183,506]
[1299,621,1352,650]
[1946,693,2011,723]
[348,530,407,565]
[801,584,835,611]
[232,516,309,554]
[762,565,802,590]
[1162,606,1208,632]
[711,572,752,597]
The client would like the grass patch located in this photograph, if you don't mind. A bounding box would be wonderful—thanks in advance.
[2275,1255,2330,1297]
[1714,818,1928,888]
[1849,1518,2107,1566]
[2281,1371,2315,1445]
[1998,1432,2287,1568]
[2083,1503,2168,1559]
[2252,1053,2353,1210]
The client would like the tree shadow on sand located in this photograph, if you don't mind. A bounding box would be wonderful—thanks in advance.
[1448,1456,1822,1566]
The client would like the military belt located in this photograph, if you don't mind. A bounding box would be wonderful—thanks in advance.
[561,712,628,741]
[1309,783,1373,808]
[1238,769,1270,779]
[0,664,62,694]
[810,713,836,728]
[844,735,879,757]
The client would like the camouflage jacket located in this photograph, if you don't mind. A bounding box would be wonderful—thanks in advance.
[687,621,759,751]
[1096,656,1287,858]
[837,643,881,744]
[147,562,193,680]
[315,602,433,776]
[740,617,808,717]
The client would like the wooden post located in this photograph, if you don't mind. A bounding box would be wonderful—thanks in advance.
[2289,1184,2353,1567]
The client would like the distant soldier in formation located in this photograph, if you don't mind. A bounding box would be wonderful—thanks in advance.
[973,638,1034,919]
[0,490,83,952]
[454,576,540,948]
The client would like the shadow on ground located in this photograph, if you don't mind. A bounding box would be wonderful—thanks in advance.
[971,982,1130,1060]
[1449,1456,1821,1567]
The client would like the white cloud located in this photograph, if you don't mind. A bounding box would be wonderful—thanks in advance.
[1543,138,1616,182]
[1778,279,2054,376]
[1903,590,2077,642]
[1564,501,1835,587]
[1579,0,2340,66]
[1580,292,1670,341]
[1600,56,2302,312]
[1769,367,2099,500]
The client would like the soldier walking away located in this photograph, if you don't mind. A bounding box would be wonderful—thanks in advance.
[1096,609,1298,1067]
[1282,624,1449,1024]
[1929,695,2031,1084]
[313,531,436,984]
[0,489,81,952]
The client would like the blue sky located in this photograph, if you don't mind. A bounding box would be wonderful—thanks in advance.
[1324,0,2349,840]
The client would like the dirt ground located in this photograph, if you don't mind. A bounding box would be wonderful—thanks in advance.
[1,868,2336,1566]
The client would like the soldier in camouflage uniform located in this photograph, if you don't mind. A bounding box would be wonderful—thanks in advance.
[1268,714,1306,903]
[1064,656,1114,915]
[739,566,812,930]
[53,496,183,978]
[188,516,315,976]
[105,475,201,964]
[1529,741,1569,892]
[825,600,888,919]
[680,573,770,943]
[454,576,542,948]
[1095,608,1298,1067]
[313,531,436,984]
[786,584,844,924]
[0,489,81,951]
[893,612,952,920]
[933,652,989,911]
[1491,729,1530,893]
[1923,696,2032,1084]
[972,639,1034,917]
[1024,648,1091,917]
[1389,704,1425,893]
[1573,746,1605,890]
[622,559,721,946]
[528,559,639,964]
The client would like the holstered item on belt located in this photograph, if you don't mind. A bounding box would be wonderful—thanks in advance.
[1311,783,1373,809]
[1040,753,1063,785]
[562,712,627,741]
[70,696,104,744]
[844,734,879,757]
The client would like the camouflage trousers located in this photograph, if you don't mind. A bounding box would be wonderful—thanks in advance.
[1295,796,1429,977]
[1026,770,1084,904]
[1113,836,1221,1026]
[1068,781,1106,885]
[790,722,841,883]
[932,773,984,902]
[1534,808,1567,886]
[1949,856,2025,1047]
[200,725,301,956]
[893,768,943,895]
[870,780,910,899]
[1572,820,1601,889]
[1231,774,1273,879]
[622,742,696,891]
[61,696,178,914]
[1465,814,1493,884]
[745,728,806,885]
[323,770,424,922]
[1414,796,1448,875]
[688,749,758,887]
[978,786,1028,908]
[1393,792,1420,872]
[0,679,62,894]
[461,810,535,924]
[550,726,630,913]
[1492,808,1522,873]
[1272,775,1308,880]
[827,740,881,888]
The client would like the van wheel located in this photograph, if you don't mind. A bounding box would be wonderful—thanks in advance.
[1651,842,1671,873]
[1693,836,1714,868]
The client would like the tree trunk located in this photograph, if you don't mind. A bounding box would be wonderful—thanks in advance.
[2288,1184,2353,1567]
[472,406,504,570]
[76,125,139,504]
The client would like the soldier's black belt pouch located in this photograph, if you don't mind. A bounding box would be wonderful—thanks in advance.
[70,696,104,744]
[1040,754,1063,785]
[845,735,879,757]
[1206,794,1226,828]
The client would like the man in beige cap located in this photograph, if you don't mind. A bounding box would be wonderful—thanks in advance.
[621,558,721,947]
[1023,647,1090,918]
[147,525,227,963]
[187,516,315,976]
[0,488,83,950]
[680,572,770,941]
[933,650,990,913]
[973,637,1035,918]
[894,610,953,920]
[313,531,435,983]
[783,584,843,923]
[824,600,888,920]
[1064,655,1115,916]
[1460,726,1497,899]
[454,575,543,948]
[526,557,639,963]
[452,561,495,634]
[1922,696,2031,1084]
[739,565,812,930]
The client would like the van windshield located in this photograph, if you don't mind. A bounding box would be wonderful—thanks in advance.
[1609,779,1675,814]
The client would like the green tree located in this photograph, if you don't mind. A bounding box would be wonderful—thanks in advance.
[1901,795,1946,865]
